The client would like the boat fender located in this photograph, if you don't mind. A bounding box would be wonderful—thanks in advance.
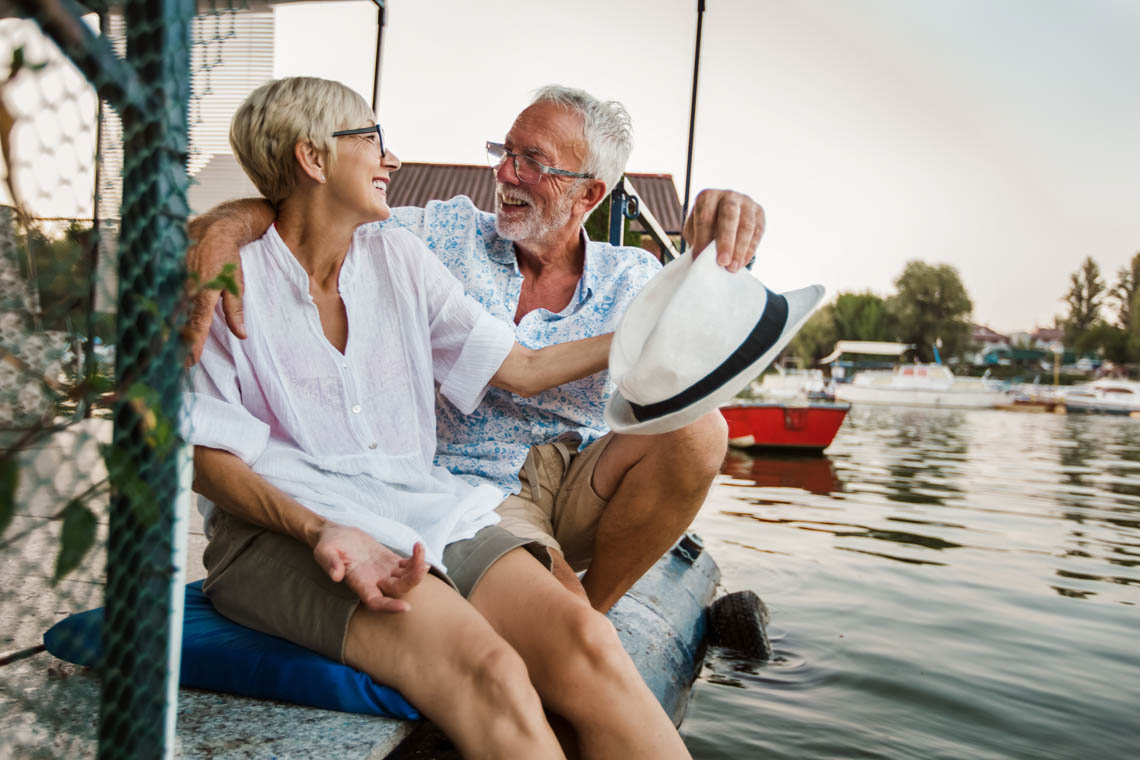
[707,590,772,661]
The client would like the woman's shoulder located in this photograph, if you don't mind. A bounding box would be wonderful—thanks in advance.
[353,225,438,274]
[353,224,424,253]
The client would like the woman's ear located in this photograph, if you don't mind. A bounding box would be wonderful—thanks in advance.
[295,140,327,184]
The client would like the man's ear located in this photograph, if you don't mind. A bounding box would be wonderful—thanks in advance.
[577,178,609,217]
[294,140,326,183]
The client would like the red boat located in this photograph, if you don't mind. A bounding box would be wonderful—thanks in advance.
[719,401,850,452]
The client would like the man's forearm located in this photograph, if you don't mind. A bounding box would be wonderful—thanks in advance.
[187,197,274,251]
[193,445,325,548]
[492,333,612,397]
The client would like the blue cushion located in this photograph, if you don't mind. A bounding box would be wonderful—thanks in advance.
[43,580,419,720]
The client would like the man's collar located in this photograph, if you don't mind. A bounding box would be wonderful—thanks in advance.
[576,228,596,305]
[493,227,596,305]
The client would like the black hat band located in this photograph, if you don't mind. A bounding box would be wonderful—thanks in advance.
[628,288,789,423]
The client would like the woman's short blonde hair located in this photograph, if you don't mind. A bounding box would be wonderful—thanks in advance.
[229,76,374,204]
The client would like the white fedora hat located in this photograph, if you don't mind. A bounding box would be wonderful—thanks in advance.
[605,244,825,435]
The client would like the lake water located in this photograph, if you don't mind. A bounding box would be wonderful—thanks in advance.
[681,406,1140,759]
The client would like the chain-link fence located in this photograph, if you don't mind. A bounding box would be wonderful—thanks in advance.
[0,2,242,757]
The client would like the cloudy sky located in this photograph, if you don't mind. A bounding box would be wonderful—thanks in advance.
[274,0,1139,334]
[6,0,1135,334]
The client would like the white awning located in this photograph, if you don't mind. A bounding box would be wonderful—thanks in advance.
[819,341,914,364]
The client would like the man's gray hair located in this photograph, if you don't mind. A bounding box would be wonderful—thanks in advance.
[531,85,633,198]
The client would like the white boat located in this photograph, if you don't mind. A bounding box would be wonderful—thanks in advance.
[834,364,1010,408]
[1062,379,1140,415]
[821,340,1008,409]
[752,368,832,401]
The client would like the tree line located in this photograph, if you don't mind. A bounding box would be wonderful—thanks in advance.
[1059,253,1140,364]
[792,260,973,365]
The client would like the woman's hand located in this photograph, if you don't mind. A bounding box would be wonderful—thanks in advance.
[314,524,429,612]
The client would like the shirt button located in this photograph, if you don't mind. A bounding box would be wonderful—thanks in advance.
[342,362,348,370]
[351,404,361,414]
[368,442,378,449]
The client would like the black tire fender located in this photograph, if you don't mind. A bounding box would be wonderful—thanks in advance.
[707,590,772,661]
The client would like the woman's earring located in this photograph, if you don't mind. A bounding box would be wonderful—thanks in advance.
[319,173,326,183]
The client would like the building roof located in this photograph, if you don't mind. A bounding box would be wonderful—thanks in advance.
[1031,327,1064,342]
[188,155,684,235]
[970,323,1009,343]
[389,164,684,235]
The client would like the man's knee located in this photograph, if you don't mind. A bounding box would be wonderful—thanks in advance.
[553,604,628,686]
[656,411,728,484]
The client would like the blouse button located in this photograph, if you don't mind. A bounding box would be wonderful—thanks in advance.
[351,404,361,414]
[368,442,378,449]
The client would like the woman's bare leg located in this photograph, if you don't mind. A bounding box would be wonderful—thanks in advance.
[469,549,691,760]
[343,574,564,760]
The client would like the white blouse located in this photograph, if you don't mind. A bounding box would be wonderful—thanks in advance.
[187,224,516,570]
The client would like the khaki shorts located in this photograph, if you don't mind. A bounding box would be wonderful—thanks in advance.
[201,511,550,664]
[495,433,615,573]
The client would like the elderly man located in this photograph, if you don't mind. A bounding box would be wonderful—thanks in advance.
[186,84,764,613]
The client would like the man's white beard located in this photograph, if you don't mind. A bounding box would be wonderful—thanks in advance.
[494,182,577,243]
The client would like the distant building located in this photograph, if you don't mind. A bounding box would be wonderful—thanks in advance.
[966,323,1010,364]
[1029,327,1065,351]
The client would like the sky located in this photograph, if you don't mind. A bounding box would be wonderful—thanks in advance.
[272,0,1140,334]
[4,1,1137,334]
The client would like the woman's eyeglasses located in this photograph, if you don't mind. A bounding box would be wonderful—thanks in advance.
[332,124,386,157]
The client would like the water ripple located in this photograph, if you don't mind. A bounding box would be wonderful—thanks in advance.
[688,406,1140,759]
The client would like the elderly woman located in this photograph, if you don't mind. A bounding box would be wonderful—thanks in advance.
[189,77,690,759]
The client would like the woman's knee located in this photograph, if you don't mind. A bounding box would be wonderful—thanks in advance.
[461,638,542,712]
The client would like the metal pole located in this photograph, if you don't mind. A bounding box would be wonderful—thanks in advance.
[679,0,705,254]
[98,0,193,757]
[608,185,626,246]
[81,9,106,420]
[371,0,386,115]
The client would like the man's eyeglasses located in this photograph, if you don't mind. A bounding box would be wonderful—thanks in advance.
[486,141,593,185]
[332,124,386,157]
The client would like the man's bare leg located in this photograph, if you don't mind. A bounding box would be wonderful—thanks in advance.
[582,410,728,612]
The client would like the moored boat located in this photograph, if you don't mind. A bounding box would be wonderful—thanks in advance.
[753,368,833,401]
[1062,378,1140,415]
[834,364,1010,409]
[720,401,849,451]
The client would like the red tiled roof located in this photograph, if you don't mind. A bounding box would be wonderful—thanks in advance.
[189,155,683,235]
[386,163,684,235]
[387,162,496,213]
[1032,327,1064,341]
[970,323,1009,343]
[626,173,683,235]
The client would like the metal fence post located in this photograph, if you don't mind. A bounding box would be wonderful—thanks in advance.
[98,0,193,757]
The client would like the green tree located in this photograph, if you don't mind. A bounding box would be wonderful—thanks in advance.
[1061,256,1105,345]
[887,260,973,362]
[1110,251,1140,330]
[584,192,642,247]
[1084,322,1131,364]
[791,302,836,365]
[832,291,896,342]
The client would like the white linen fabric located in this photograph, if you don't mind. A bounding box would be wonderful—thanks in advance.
[187,224,516,571]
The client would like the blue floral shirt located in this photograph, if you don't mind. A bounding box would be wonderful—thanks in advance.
[377,196,661,494]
